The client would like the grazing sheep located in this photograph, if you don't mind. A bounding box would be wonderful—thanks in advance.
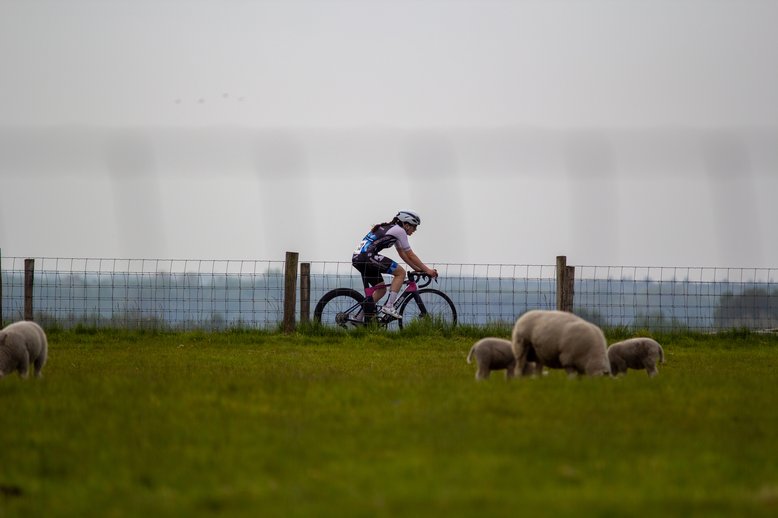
[466,337,541,380]
[0,321,48,379]
[607,337,665,378]
[511,310,611,379]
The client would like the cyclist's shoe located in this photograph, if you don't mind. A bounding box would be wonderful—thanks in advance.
[381,306,402,319]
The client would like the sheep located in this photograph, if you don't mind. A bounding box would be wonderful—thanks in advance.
[0,321,48,379]
[511,310,611,379]
[607,337,665,378]
[466,337,541,380]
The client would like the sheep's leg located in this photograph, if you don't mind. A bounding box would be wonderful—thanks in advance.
[34,350,47,378]
[558,352,578,379]
[645,363,659,378]
[505,360,518,380]
[611,358,627,376]
[521,361,538,378]
[514,339,531,378]
[18,353,30,379]
[475,363,490,380]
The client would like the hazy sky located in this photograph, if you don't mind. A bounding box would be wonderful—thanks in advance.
[1,0,777,268]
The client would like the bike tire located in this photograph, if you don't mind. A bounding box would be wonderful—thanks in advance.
[398,289,457,330]
[313,288,365,328]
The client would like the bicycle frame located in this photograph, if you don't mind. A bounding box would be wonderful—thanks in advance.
[314,271,454,330]
[344,275,428,326]
[364,277,418,301]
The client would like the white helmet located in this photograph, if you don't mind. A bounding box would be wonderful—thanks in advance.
[396,210,421,227]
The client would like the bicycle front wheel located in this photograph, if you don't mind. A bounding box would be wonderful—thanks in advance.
[398,289,457,330]
[313,288,364,328]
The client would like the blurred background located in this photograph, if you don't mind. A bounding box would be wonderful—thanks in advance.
[1,0,776,267]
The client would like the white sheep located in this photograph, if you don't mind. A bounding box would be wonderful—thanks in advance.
[0,321,49,379]
[607,337,665,378]
[511,310,611,379]
[466,337,541,380]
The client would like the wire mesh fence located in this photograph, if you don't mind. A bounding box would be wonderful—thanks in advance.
[1,257,776,332]
[573,265,777,332]
[0,258,287,331]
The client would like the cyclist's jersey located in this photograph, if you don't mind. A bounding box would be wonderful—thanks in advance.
[353,224,411,256]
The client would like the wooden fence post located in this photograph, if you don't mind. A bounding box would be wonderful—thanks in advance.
[556,256,575,313]
[556,256,566,312]
[283,251,299,334]
[565,265,575,313]
[300,262,310,324]
[24,258,34,321]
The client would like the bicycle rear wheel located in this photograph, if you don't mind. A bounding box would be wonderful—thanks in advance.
[313,288,364,328]
[398,289,457,330]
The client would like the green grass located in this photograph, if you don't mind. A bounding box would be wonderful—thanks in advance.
[1,327,777,517]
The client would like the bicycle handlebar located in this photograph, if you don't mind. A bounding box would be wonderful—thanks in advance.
[407,271,435,288]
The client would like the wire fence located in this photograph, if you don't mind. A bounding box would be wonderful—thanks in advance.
[1,257,777,332]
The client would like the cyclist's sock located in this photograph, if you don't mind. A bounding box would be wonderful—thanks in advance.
[386,291,398,308]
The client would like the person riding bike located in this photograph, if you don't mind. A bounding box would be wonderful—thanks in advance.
[352,210,439,320]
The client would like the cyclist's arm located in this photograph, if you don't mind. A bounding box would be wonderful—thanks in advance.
[397,248,438,279]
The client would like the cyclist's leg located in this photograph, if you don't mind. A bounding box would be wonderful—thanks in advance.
[360,282,384,321]
[369,284,387,304]
[353,256,384,318]
[375,260,404,320]
[364,254,397,304]
[386,264,405,308]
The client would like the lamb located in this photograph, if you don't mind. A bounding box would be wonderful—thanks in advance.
[466,337,541,380]
[0,321,49,379]
[511,310,611,378]
[607,337,665,378]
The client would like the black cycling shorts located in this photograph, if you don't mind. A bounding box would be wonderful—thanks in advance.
[352,253,398,288]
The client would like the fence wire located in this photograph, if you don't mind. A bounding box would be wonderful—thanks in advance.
[1,257,776,331]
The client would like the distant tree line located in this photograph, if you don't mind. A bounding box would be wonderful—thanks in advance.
[714,288,778,330]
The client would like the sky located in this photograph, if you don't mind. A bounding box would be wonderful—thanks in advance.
[1,0,777,268]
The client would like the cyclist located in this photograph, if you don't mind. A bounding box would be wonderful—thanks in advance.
[352,210,439,320]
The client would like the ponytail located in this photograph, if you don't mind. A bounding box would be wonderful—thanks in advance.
[370,217,401,234]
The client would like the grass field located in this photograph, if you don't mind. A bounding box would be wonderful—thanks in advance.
[1,325,777,517]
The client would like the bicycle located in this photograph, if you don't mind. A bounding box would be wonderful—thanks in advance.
[313,271,457,330]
